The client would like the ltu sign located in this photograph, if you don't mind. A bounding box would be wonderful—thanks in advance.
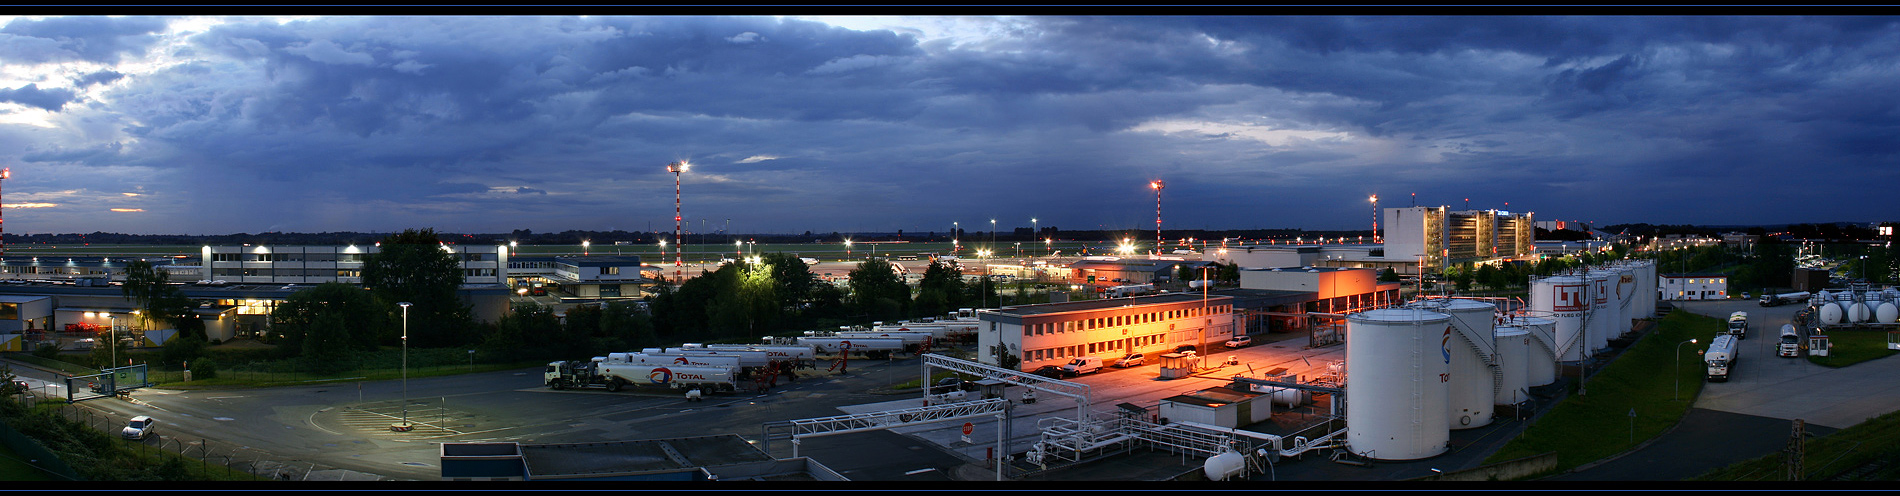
[1555,284,1587,311]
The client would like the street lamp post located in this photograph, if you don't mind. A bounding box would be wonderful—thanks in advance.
[1032,218,1039,255]
[106,314,117,369]
[952,221,959,255]
[1675,338,1698,401]
[394,302,412,432]
[990,219,997,260]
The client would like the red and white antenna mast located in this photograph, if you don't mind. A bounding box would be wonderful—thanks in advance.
[667,161,689,267]
[1150,180,1164,256]
[0,168,8,258]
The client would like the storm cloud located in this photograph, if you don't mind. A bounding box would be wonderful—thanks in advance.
[0,15,1895,235]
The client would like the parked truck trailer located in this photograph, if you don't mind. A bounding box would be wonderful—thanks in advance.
[1705,334,1739,382]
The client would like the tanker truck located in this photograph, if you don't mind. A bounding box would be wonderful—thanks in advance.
[1759,292,1811,307]
[544,358,738,393]
[1777,325,1802,358]
[1705,334,1738,382]
[1727,312,1749,339]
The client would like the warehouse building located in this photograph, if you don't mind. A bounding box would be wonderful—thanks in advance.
[976,293,1237,372]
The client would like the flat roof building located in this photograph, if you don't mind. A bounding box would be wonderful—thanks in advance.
[976,293,1236,372]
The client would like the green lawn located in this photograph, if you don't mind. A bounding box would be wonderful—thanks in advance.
[0,442,59,481]
[1808,330,1899,368]
[1483,310,1726,477]
[1693,409,1900,481]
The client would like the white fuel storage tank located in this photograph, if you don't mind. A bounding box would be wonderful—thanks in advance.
[1345,308,1452,461]
[1509,316,1558,387]
[1531,275,1590,362]
[1440,298,1497,430]
[1614,265,1636,337]
[1494,326,1531,406]
[1878,302,1899,324]
[1586,270,1614,354]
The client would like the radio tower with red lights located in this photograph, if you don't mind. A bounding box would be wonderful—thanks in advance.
[667,161,689,268]
[1150,180,1164,256]
[0,168,8,258]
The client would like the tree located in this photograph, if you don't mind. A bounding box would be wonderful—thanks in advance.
[914,261,966,318]
[1378,268,1401,283]
[1475,264,1502,290]
[362,229,472,347]
[848,258,910,321]
[121,260,202,337]
[270,283,390,359]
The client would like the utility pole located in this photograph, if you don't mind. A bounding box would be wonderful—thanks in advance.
[1787,418,1806,481]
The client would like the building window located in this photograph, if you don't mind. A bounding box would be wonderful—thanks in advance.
[603,267,620,275]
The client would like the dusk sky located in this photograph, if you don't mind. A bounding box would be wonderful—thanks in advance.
[1,15,1895,236]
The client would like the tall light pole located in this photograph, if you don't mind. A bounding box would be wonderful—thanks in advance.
[1151,180,1164,256]
[394,302,412,432]
[106,314,117,369]
[735,240,743,261]
[667,161,689,268]
[1675,338,1698,401]
[952,221,960,255]
[990,219,997,260]
[1032,218,1039,255]
[582,240,590,256]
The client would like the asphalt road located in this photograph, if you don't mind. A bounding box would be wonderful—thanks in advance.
[1556,299,1895,480]
[5,354,970,481]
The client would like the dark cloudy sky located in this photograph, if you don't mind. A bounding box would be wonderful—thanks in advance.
[1,15,1895,236]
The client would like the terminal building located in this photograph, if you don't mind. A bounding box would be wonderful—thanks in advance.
[0,245,655,348]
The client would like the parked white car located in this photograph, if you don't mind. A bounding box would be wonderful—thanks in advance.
[1224,335,1253,348]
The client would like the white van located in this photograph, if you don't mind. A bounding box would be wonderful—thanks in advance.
[1062,356,1104,375]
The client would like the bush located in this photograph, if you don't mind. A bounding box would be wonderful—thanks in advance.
[31,343,60,359]
[161,335,207,367]
[190,358,219,379]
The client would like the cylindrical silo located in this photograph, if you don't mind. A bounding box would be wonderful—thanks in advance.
[1346,308,1452,461]
[1415,298,1498,430]
[1532,275,1589,362]
[1643,260,1658,318]
[1587,270,1614,354]
[1511,316,1558,386]
[1614,266,1636,337]
[1494,326,1530,406]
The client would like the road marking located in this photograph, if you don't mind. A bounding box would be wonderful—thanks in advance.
[904,468,937,475]
[207,396,246,400]
[213,417,235,421]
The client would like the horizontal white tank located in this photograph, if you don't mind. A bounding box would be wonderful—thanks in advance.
[1494,326,1530,406]
[1879,302,1899,324]
[1850,302,1872,323]
[1346,308,1452,461]
[1820,303,1843,325]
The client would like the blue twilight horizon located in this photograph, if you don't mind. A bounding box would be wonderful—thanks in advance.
[0,15,1894,236]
